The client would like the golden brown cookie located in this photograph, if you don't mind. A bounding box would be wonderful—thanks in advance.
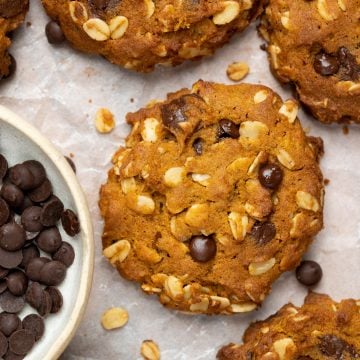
[0,0,29,79]
[41,0,263,72]
[218,292,360,359]
[259,0,360,124]
[99,80,324,315]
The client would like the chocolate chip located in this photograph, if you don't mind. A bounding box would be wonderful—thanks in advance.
[22,161,46,188]
[251,221,276,245]
[61,209,80,236]
[0,248,22,269]
[6,271,28,296]
[15,196,34,215]
[21,206,43,232]
[45,286,62,313]
[0,223,26,252]
[9,330,35,355]
[0,0,28,18]
[0,155,8,179]
[314,52,340,76]
[189,235,217,262]
[28,179,52,203]
[0,281,7,294]
[4,350,24,359]
[45,21,65,44]
[22,314,44,341]
[52,242,75,267]
[258,163,283,190]
[25,282,43,309]
[296,260,322,286]
[0,267,8,279]
[161,97,188,129]
[192,138,203,155]
[8,164,35,191]
[65,156,76,173]
[20,245,40,269]
[0,331,7,357]
[0,313,21,336]
[0,199,10,226]
[218,119,239,139]
[26,257,50,282]
[1,183,24,208]
[39,261,66,286]
[37,290,52,317]
[0,291,25,313]
[40,196,64,227]
[36,228,62,254]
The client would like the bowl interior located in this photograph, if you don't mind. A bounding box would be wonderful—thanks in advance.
[0,106,94,360]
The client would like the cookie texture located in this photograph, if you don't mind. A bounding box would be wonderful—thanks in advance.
[42,0,263,72]
[99,80,324,315]
[218,292,360,359]
[0,0,29,79]
[259,0,360,124]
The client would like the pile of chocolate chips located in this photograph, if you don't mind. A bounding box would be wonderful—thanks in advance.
[0,154,80,359]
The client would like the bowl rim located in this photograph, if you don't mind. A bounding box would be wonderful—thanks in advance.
[0,105,95,360]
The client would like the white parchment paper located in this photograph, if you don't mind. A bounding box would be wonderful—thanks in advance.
[1,1,360,359]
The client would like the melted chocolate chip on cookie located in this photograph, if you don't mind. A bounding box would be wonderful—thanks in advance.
[314,52,340,76]
[319,335,359,358]
[251,221,276,245]
[337,47,360,81]
[189,235,216,262]
[192,138,203,155]
[218,119,239,140]
[259,163,283,190]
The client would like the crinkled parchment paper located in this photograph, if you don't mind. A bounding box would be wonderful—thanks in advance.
[1,1,360,359]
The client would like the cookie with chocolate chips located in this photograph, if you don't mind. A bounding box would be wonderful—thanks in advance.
[99,80,324,315]
[41,0,263,72]
[218,292,360,359]
[259,0,360,123]
[0,0,29,79]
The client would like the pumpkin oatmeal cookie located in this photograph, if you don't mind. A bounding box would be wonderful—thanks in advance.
[41,0,263,72]
[99,80,324,315]
[0,0,29,79]
[259,0,360,124]
[218,292,360,359]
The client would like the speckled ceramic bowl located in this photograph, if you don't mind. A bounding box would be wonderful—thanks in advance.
[0,105,94,360]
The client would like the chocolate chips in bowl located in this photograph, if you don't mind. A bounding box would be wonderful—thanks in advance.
[0,154,79,358]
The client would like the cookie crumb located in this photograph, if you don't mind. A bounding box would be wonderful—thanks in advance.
[130,98,134,103]
[342,125,349,135]
[101,307,129,330]
[324,178,330,186]
[26,21,32,27]
[226,62,249,82]
[95,108,116,134]
[141,340,160,360]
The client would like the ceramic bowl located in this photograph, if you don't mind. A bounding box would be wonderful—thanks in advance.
[0,105,94,359]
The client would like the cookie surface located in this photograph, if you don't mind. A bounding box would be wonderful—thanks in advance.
[0,0,29,79]
[42,0,263,72]
[99,80,324,315]
[218,292,360,359]
[259,0,360,124]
